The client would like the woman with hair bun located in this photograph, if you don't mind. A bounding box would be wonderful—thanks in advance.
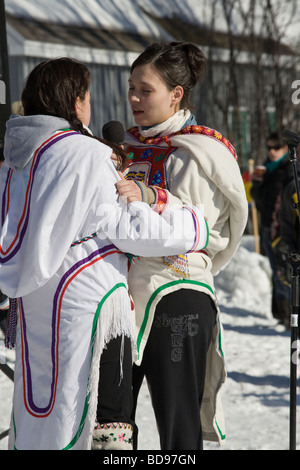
[118,42,248,450]
[0,57,209,450]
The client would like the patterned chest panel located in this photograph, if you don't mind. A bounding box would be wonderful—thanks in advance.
[124,124,234,278]
[125,145,175,190]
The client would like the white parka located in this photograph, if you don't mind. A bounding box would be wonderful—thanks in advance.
[124,109,249,445]
[0,114,208,450]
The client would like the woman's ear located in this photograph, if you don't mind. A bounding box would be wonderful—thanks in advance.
[172,86,184,105]
[75,96,81,115]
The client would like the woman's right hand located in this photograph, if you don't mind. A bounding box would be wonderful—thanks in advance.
[115,173,142,203]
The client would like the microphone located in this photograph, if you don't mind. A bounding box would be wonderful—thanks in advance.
[102,120,125,145]
[283,129,300,147]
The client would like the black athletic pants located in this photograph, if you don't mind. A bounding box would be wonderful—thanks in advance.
[131,289,217,450]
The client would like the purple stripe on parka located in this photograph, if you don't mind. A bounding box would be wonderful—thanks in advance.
[1,168,12,226]
[183,206,198,253]
[21,244,117,416]
[0,131,78,263]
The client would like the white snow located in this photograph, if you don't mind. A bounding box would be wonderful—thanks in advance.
[1,235,299,450]
[5,0,300,45]
[4,0,171,38]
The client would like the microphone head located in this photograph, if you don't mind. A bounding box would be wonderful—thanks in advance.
[102,120,125,144]
[283,129,300,147]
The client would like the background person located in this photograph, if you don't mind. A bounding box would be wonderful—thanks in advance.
[251,131,291,326]
[270,145,300,335]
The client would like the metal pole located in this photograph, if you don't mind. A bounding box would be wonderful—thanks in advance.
[283,130,300,450]
[289,148,300,449]
[0,0,11,141]
[0,363,14,381]
[289,257,299,450]
[0,0,12,443]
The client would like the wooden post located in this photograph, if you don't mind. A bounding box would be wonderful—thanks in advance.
[248,159,260,253]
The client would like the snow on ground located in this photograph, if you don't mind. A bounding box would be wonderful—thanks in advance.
[135,236,299,451]
[0,235,299,450]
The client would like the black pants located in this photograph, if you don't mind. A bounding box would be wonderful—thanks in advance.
[0,309,8,335]
[96,335,134,426]
[131,289,217,450]
[0,289,8,335]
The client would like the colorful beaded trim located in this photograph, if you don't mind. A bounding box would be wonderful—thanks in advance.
[125,144,174,190]
[127,124,238,161]
[71,232,97,246]
[93,422,133,446]
[162,254,190,278]
[152,187,169,214]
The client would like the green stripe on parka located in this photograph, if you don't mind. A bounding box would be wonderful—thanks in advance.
[136,279,217,358]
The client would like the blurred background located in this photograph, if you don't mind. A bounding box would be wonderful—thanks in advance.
[1,0,300,172]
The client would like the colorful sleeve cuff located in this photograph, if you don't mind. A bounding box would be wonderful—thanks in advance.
[151,186,169,214]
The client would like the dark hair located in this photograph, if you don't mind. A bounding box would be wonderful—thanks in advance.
[22,58,128,170]
[22,57,90,133]
[0,141,4,163]
[267,131,287,148]
[130,42,207,110]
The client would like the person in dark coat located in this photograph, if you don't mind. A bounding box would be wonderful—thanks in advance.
[251,131,291,326]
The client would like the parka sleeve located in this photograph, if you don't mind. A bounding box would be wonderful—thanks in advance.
[96,160,209,257]
[0,145,208,298]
